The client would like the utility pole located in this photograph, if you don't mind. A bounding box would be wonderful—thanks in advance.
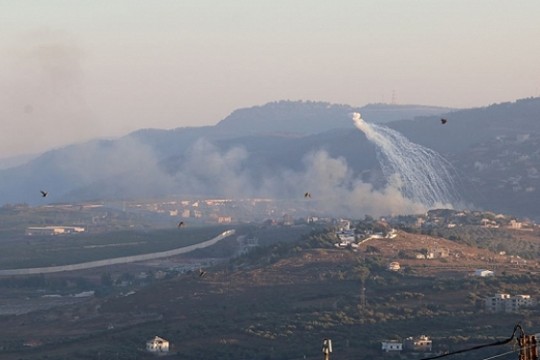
[360,286,366,309]
[519,334,538,360]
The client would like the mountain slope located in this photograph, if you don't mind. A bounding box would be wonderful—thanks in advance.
[1,98,539,219]
[391,97,540,155]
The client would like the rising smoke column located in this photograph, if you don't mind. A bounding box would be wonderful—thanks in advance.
[352,112,460,209]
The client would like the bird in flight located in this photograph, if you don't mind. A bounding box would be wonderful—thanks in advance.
[199,269,207,278]
[440,118,447,125]
[177,221,185,228]
[40,190,48,198]
[304,192,311,198]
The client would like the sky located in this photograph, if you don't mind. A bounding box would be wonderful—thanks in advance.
[1,0,539,158]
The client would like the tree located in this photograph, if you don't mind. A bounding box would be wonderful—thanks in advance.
[354,263,371,285]
[100,272,113,287]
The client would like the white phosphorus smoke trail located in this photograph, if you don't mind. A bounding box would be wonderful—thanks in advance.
[352,112,460,209]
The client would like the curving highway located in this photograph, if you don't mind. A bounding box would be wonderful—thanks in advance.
[0,230,235,276]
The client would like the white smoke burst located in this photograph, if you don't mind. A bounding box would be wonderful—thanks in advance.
[294,151,429,217]
[352,112,460,209]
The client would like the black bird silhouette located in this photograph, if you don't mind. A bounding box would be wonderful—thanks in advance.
[40,190,48,198]
[199,269,207,278]
[177,221,185,228]
[440,118,447,125]
[304,192,311,198]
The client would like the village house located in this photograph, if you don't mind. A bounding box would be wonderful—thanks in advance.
[181,209,191,218]
[335,229,357,249]
[508,219,522,229]
[381,340,403,352]
[481,218,499,228]
[427,247,450,259]
[336,219,351,231]
[146,336,170,354]
[218,216,232,224]
[336,229,355,243]
[403,335,433,352]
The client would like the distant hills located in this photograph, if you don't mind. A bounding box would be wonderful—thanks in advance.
[213,100,454,136]
[1,98,539,220]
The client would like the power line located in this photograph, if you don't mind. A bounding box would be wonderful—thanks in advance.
[420,324,525,360]
[484,341,540,360]
[480,349,520,360]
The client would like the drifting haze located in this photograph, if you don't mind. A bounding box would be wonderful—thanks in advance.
[172,142,430,217]
[58,136,432,218]
[0,30,97,157]
[1,1,540,158]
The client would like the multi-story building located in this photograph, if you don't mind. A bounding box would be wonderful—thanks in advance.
[485,293,535,313]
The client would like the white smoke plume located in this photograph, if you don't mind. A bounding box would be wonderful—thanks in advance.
[254,150,428,218]
[142,137,428,217]
[122,137,436,217]
[172,139,255,198]
[3,118,454,218]
[352,112,460,209]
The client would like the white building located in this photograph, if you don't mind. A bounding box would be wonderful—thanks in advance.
[508,295,535,312]
[337,230,355,243]
[146,336,169,353]
[181,209,191,218]
[218,216,232,224]
[509,219,522,229]
[337,219,351,231]
[26,226,85,236]
[485,293,535,313]
[381,340,403,352]
[474,269,495,277]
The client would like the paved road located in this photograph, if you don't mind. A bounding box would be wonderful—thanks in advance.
[0,230,235,276]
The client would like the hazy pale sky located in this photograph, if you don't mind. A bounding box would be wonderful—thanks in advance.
[1,0,539,158]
